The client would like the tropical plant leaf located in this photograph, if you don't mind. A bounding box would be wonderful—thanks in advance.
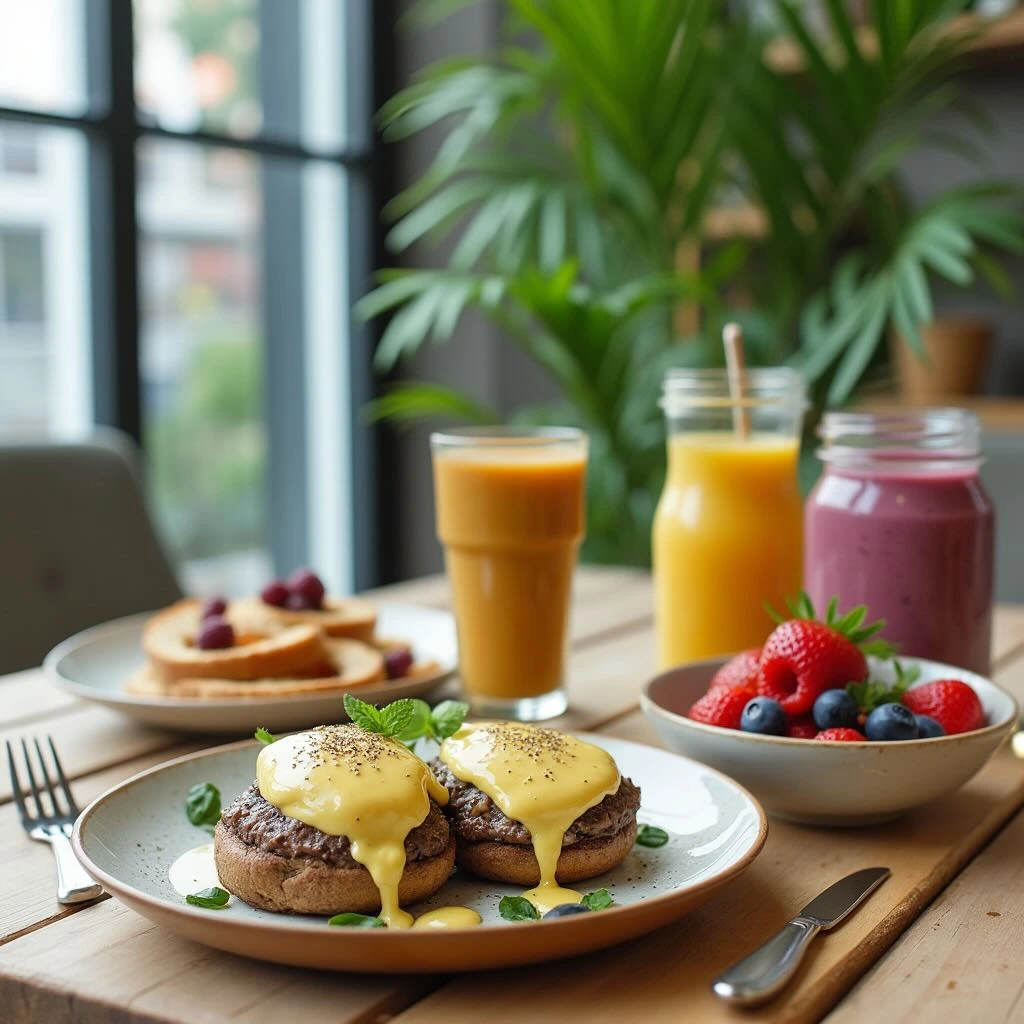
[364,382,500,426]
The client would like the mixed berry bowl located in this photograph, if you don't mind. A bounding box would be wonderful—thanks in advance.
[641,656,1017,826]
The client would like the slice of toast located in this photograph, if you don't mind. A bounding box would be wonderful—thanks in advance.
[232,595,377,641]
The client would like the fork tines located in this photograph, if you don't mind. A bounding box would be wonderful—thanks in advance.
[6,736,79,824]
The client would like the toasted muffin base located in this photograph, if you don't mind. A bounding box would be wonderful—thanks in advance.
[454,820,637,886]
[213,822,456,915]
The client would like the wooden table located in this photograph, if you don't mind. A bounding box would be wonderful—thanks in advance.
[1,567,1022,1023]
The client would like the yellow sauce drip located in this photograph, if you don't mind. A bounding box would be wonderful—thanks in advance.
[256,725,448,928]
[168,843,220,897]
[412,906,483,929]
[439,722,619,912]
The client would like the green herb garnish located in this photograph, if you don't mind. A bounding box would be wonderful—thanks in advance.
[635,824,669,848]
[344,694,469,745]
[185,782,221,832]
[581,888,613,911]
[498,896,540,921]
[328,912,386,928]
[185,886,230,909]
[847,659,920,713]
[254,727,276,746]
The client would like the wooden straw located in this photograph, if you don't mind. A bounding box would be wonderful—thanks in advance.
[723,322,750,438]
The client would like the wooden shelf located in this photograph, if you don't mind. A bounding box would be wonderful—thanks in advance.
[765,9,1024,75]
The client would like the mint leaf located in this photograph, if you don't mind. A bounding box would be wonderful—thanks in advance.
[498,896,540,921]
[186,886,229,909]
[380,699,418,738]
[430,700,469,741]
[344,693,387,733]
[328,912,386,928]
[254,727,276,746]
[396,699,433,746]
[581,888,613,911]
[635,824,669,848]
[185,782,221,829]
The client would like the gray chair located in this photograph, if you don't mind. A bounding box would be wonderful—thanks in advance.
[980,431,1024,605]
[0,430,182,674]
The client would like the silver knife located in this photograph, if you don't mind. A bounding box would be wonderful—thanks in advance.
[712,866,891,1006]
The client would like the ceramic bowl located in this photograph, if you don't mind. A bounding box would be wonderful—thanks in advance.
[641,656,1018,826]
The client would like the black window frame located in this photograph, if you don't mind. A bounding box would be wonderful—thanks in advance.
[0,0,397,589]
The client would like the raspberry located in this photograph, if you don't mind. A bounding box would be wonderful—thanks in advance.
[687,686,756,730]
[786,716,818,739]
[288,568,326,609]
[260,580,289,607]
[196,616,234,650]
[814,728,864,742]
[200,596,227,620]
[385,648,414,679]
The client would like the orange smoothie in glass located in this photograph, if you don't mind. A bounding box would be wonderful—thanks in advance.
[653,369,806,668]
[431,428,587,720]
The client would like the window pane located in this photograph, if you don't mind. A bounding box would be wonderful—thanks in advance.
[0,0,89,115]
[134,0,350,151]
[137,138,271,594]
[0,122,91,437]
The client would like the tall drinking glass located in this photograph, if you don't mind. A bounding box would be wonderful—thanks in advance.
[431,427,588,720]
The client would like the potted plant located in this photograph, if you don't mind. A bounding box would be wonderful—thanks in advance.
[359,0,1024,566]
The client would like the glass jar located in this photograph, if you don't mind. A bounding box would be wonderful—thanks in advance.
[653,368,806,668]
[805,408,994,674]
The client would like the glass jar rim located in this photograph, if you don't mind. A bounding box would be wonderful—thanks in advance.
[430,425,585,448]
[660,367,807,411]
[817,407,982,467]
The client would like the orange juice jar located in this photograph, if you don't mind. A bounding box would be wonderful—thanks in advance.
[653,368,806,668]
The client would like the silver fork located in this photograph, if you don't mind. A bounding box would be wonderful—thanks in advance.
[6,737,103,904]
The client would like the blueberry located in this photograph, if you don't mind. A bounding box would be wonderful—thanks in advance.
[914,714,946,738]
[812,689,859,730]
[544,903,591,918]
[864,703,919,741]
[740,697,787,736]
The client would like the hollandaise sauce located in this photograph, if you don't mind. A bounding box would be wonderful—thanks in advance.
[169,843,220,897]
[412,907,483,929]
[256,725,448,928]
[440,723,619,913]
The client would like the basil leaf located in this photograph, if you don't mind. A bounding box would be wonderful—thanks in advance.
[186,886,230,909]
[635,824,669,848]
[254,727,276,746]
[328,912,386,928]
[430,700,469,741]
[185,782,221,828]
[498,896,540,922]
[344,693,386,733]
[581,888,613,911]
[380,698,418,738]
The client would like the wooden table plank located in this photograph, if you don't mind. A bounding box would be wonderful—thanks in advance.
[389,651,1024,1024]
[829,808,1024,1023]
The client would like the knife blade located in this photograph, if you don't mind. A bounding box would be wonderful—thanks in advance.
[712,866,891,1006]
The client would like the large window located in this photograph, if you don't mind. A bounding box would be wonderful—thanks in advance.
[0,0,381,595]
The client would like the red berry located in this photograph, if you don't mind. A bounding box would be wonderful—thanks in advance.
[197,616,234,650]
[814,728,864,742]
[284,591,315,611]
[687,686,757,730]
[385,648,414,679]
[786,715,818,739]
[260,580,289,607]
[200,596,227,620]
[902,680,984,735]
[710,648,762,691]
[759,619,868,716]
[288,568,325,609]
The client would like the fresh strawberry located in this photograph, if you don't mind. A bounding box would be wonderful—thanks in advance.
[902,680,985,735]
[688,686,756,730]
[709,648,762,691]
[758,594,890,716]
[787,715,818,739]
[815,728,864,742]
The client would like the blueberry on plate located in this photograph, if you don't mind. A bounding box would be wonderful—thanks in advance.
[740,697,787,736]
[812,689,859,731]
[864,703,919,741]
[544,903,591,918]
[914,714,946,738]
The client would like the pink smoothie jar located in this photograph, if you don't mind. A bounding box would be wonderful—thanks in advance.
[805,409,994,674]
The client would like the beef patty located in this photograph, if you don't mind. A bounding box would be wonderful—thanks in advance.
[219,783,450,869]
[430,759,641,846]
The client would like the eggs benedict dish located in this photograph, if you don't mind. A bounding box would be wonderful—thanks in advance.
[434,722,641,913]
[213,725,454,926]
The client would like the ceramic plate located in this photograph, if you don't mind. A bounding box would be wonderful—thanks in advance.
[44,605,456,734]
[72,735,767,973]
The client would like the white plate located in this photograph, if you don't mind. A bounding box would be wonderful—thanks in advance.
[73,735,767,972]
[44,604,457,734]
